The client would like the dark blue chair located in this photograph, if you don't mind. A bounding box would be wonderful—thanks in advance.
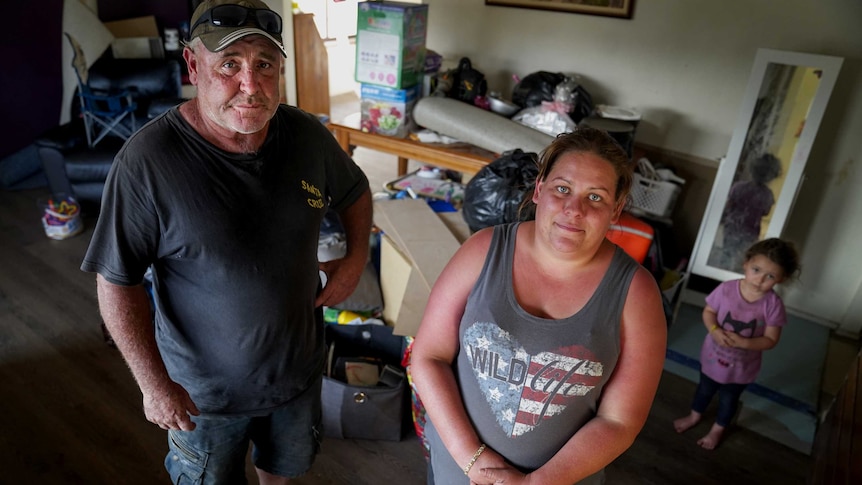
[65,32,137,148]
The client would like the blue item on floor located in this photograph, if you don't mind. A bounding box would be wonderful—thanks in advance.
[426,199,457,212]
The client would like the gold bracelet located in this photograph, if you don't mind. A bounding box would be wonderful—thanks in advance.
[710,324,718,332]
[463,443,486,475]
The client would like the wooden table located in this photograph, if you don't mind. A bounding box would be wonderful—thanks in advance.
[328,121,498,177]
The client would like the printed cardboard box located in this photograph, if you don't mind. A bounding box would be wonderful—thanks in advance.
[355,1,428,89]
[360,83,420,138]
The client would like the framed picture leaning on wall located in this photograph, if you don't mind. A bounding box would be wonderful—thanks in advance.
[485,0,634,18]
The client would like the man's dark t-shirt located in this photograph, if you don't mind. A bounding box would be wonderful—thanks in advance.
[81,105,369,414]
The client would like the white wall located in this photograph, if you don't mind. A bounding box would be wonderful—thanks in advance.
[60,0,115,124]
[423,0,862,336]
[273,0,297,105]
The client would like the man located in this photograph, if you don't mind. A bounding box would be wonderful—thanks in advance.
[81,1,372,483]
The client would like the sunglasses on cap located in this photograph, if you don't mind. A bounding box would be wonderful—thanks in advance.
[191,4,283,36]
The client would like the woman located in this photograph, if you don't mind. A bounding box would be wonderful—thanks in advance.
[411,127,667,485]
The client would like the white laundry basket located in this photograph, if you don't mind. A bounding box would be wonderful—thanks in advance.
[629,158,683,219]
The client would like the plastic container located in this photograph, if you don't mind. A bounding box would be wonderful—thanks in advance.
[606,212,654,264]
[39,194,83,240]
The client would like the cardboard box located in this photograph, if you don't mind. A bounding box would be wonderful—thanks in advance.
[374,199,469,336]
[355,1,428,89]
[110,37,165,59]
[104,16,164,59]
[104,16,160,38]
[360,83,420,138]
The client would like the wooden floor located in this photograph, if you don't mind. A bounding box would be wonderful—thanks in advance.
[0,187,813,484]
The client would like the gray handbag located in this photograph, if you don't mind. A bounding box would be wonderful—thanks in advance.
[321,323,408,441]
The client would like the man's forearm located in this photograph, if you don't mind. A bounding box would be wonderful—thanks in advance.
[338,189,373,264]
[96,275,171,395]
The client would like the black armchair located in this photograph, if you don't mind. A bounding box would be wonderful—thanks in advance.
[38,55,185,211]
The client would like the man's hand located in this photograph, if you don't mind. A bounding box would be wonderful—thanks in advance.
[142,380,200,431]
[316,257,364,307]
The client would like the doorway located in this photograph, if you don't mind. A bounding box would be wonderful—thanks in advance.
[295,0,360,101]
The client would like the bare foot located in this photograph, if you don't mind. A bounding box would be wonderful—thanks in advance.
[673,412,701,433]
[696,424,725,450]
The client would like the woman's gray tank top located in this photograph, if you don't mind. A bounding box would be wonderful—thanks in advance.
[426,222,640,485]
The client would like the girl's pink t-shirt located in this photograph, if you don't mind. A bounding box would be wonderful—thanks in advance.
[700,279,787,384]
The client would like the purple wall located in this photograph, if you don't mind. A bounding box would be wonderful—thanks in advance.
[0,1,195,160]
[0,1,63,160]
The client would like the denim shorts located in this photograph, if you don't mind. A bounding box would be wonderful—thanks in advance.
[165,377,322,484]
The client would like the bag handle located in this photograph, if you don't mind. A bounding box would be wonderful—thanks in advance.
[458,57,473,72]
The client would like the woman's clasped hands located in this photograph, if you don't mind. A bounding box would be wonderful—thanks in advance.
[466,448,534,485]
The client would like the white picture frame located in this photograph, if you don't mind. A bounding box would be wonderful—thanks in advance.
[689,48,843,282]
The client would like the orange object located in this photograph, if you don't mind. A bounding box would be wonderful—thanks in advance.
[606,211,654,264]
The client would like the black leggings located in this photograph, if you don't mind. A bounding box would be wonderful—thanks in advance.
[691,372,748,427]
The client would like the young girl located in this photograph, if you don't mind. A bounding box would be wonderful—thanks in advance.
[673,238,800,450]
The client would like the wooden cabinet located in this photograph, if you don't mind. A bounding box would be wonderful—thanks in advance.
[810,348,862,484]
[293,13,330,117]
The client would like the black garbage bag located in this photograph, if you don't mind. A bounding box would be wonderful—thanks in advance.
[462,149,539,233]
[512,71,565,109]
[512,71,594,123]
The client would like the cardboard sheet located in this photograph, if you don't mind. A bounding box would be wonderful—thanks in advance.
[374,199,465,336]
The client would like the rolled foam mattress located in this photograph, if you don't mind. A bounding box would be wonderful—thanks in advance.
[413,97,554,155]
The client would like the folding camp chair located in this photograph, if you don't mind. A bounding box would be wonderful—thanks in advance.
[65,33,137,148]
